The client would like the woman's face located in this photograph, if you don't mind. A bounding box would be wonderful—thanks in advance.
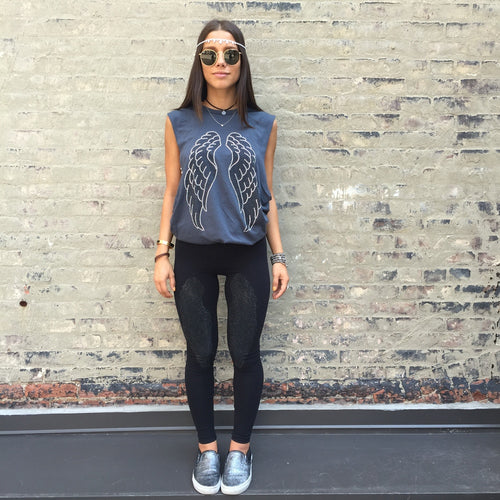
[200,30,241,93]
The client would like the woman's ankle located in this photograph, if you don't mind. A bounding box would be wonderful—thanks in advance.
[199,441,218,453]
[229,440,250,455]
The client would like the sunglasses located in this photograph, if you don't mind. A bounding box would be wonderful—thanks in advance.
[199,49,241,66]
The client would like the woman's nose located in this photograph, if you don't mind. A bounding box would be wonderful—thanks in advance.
[215,51,226,65]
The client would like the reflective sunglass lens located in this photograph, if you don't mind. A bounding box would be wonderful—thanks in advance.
[200,50,217,65]
[224,49,240,65]
[199,49,240,66]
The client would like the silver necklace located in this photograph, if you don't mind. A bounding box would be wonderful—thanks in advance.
[206,107,237,127]
[205,98,236,115]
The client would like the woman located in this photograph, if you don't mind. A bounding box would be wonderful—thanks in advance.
[154,19,289,496]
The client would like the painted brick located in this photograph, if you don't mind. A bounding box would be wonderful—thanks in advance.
[0,0,498,408]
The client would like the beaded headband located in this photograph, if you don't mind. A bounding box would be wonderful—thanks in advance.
[197,38,246,50]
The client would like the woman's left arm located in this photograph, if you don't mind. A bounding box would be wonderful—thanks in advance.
[265,119,289,300]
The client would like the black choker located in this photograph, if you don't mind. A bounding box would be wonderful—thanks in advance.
[205,99,236,115]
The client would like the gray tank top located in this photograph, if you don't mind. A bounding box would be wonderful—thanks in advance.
[169,106,275,245]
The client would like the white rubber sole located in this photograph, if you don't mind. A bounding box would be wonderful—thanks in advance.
[192,474,221,495]
[220,470,252,495]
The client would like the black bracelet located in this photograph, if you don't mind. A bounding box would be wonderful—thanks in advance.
[154,252,170,263]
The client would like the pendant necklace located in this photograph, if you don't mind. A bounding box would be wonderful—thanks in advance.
[206,106,237,127]
[205,99,236,115]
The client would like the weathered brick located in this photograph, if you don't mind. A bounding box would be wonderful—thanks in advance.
[424,270,447,283]
[1,0,498,408]
[0,384,24,400]
[25,383,78,400]
[450,268,471,280]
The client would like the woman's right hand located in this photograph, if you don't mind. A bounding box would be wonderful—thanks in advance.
[154,256,176,298]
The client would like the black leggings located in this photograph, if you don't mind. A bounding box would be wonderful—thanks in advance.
[174,238,270,444]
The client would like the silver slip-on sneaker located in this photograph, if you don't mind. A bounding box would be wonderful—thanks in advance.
[221,449,252,495]
[192,450,221,495]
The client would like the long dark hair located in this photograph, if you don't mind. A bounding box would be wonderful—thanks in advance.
[178,19,262,127]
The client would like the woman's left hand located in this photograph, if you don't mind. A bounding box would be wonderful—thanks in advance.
[272,263,289,300]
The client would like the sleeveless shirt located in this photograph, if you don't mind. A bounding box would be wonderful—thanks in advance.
[169,106,275,245]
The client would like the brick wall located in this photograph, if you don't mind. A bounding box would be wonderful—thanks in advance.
[1,1,499,408]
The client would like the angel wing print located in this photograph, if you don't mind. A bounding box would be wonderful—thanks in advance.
[226,132,261,232]
[185,131,221,230]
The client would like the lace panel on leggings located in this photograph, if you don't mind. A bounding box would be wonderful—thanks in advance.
[225,273,260,369]
[176,276,217,368]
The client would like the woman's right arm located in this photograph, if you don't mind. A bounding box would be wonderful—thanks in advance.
[154,116,181,298]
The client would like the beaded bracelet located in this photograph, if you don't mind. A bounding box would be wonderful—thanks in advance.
[270,252,287,267]
[155,252,170,263]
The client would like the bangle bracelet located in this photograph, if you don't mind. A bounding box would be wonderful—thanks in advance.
[155,252,170,262]
[157,239,174,248]
[270,252,287,267]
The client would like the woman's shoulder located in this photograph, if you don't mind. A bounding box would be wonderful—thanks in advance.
[247,108,276,127]
[167,107,199,130]
[168,106,194,120]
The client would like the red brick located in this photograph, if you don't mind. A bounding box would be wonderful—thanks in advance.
[0,384,24,400]
[25,383,78,400]
[472,391,488,401]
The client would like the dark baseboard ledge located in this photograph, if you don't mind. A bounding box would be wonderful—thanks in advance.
[1,402,498,435]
